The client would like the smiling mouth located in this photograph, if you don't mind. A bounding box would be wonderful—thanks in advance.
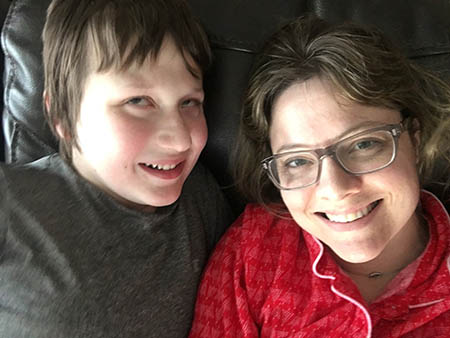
[140,163,179,171]
[318,200,381,223]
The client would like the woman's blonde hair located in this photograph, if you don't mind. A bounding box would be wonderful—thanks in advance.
[233,15,450,206]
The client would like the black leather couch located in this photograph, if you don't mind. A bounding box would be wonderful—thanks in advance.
[1,0,450,214]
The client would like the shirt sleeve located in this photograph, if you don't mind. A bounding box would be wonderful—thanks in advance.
[189,212,259,338]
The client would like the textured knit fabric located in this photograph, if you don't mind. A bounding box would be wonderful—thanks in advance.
[189,191,450,337]
[0,154,233,338]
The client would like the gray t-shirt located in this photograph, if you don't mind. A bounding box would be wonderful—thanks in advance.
[0,154,233,338]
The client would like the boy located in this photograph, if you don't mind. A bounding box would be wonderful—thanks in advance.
[0,0,233,337]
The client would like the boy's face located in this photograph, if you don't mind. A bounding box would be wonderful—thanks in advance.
[67,37,207,211]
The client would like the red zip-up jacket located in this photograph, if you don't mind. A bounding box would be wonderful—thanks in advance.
[190,191,450,337]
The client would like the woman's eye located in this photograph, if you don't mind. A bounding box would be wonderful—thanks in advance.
[353,139,380,151]
[286,157,312,168]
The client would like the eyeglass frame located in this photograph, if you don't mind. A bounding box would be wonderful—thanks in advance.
[261,121,405,190]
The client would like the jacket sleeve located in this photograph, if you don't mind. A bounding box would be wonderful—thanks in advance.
[189,211,259,338]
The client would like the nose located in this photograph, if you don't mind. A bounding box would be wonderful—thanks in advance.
[315,156,361,201]
[156,110,192,153]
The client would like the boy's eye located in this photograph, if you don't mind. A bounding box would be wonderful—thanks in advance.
[126,97,153,107]
[181,98,202,108]
[180,98,203,117]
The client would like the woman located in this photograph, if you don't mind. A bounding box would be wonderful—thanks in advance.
[189,16,450,337]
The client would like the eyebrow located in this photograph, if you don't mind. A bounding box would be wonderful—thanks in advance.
[111,75,204,95]
[109,68,203,92]
[274,120,391,153]
[119,84,204,94]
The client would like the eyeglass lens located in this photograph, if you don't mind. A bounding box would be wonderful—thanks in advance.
[270,129,396,189]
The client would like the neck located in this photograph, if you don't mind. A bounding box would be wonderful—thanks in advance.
[331,212,429,303]
[333,212,429,278]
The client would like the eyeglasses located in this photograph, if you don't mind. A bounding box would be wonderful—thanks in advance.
[262,122,405,190]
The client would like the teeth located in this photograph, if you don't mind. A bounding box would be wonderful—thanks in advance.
[145,163,177,171]
[325,202,378,223]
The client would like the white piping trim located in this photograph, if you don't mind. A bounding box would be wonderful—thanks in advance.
[310,236,372,337]
[447,255,450,275]
[409,298,444,309]
[331,285,372,338]
[311,236,335,280]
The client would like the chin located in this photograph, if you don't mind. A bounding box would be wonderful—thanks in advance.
[146,188,184,207]
[335,247,383,264]
[150,198,179,207]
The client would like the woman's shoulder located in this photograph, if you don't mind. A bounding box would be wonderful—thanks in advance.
[216,203,304,261]
[239,203,300,233]
[421,190,449,225]
[205,203,311,306]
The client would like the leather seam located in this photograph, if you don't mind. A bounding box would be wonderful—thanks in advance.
[1,0,19,162]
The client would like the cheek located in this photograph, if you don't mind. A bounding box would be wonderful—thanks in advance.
[281,190,311,219]
[80,117,151,164]
[109,114,155,150]
[375,137,420,193]
[114,124,150,154]
[381,153,421,213]
[189,115,208,151]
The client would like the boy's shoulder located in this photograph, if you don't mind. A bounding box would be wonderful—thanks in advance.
[0,154,64,186]
[0,154,77,204]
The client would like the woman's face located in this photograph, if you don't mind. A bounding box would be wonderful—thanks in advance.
[269,77,421,263]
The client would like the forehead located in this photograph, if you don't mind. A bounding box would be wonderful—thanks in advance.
[85,36,202,89]
[87,33,201,78]
[270,77,401,150]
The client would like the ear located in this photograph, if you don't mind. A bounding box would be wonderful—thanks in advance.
[44,90,69,140]
[55,122,68,140]
[43,90,50,113]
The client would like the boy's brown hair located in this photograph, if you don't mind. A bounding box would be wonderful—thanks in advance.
[43,0,211,161]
